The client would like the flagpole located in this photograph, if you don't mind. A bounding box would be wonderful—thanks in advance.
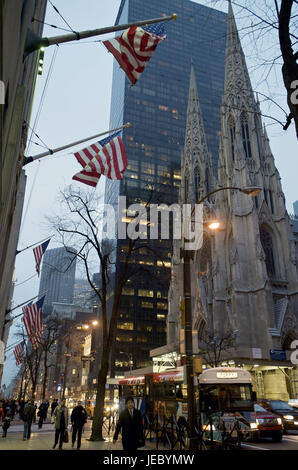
[16,235,54,255]
[5,292,47,317]
[23,122,131,166]
[25,14,177,56]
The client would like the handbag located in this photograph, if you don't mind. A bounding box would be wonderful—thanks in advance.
[63,430,69,443]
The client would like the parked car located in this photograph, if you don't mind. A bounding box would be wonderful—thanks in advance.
[240,404,283,442]
[258,399,298,433]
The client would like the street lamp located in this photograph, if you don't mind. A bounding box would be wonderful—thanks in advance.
[183,185,261,451]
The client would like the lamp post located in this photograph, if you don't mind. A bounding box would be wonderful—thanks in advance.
[183,185,261,451]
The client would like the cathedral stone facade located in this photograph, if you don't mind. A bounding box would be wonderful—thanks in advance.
[166,4,298,400]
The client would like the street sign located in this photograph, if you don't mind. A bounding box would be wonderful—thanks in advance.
[270,349,286,361]
[81,355,95,362]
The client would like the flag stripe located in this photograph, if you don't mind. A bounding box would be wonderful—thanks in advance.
[72,133,127,187]
[103,24,166,85]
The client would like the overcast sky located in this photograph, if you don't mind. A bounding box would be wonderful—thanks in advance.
[2,0,297,389]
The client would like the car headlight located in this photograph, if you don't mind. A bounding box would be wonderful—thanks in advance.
[250,423,258,429]
[277,418,282,425]
[283,415,294,420]
[256,419,264,425]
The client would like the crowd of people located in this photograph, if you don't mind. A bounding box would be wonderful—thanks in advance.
[0,398,88,449]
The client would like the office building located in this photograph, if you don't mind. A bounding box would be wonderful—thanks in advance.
[0,0,48,383]
[105,0,227,376]
[38,247,76,316]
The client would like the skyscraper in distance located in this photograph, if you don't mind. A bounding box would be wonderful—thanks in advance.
[105,0,228,376]
[38,247,76,316]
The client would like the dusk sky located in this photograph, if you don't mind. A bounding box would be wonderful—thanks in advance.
[2,0,297,388]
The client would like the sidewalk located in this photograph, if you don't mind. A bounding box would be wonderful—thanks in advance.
[0,420,155,451]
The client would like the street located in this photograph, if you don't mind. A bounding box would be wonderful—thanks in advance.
[241,433,298,451]
[1,418,297,451]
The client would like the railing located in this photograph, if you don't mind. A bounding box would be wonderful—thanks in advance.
[143,412,242,451]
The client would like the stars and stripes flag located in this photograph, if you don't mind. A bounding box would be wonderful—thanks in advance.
[72,131,127,187]
[14,341,25,366]
[33,239,51,276]
[103,22,166,85]
[22,296,45,349]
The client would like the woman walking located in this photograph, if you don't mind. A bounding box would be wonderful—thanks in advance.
[52,399,68,450]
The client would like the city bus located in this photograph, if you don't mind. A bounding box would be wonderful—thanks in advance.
[118,366,257,441]
[198,367,257,441]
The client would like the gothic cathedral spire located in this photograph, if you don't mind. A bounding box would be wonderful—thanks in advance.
[181,62,213,204]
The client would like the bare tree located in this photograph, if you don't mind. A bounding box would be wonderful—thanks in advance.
[25,345,43,399]
[198,329,238,368]
[208,0,298,136]
[40,316,62,400]
[49,185,154,440]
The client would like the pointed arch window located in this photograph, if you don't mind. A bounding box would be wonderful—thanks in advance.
[184,168,190,202]
[241,112,252,158]
[205,168,210,195]
[194,166,200,202]
[228,116,236,161]
[260,227,276,277]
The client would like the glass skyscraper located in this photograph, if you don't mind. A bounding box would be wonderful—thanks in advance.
[105,0,227,376]
[38,247,76,316]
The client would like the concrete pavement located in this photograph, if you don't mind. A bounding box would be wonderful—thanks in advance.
[0,419,155,451]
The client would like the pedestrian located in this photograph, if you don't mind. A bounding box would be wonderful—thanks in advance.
[113,397,144,451]
[2,412,11,438]
[51,399,59,416]
[70,400,87,450]
[22,399,36,440]
[18,400,25,420]
[10,400,16,420]
[0,401,4,422]
[38,400,48,428]
[52,399,69,450]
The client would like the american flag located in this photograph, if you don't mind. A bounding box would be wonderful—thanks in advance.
[103,22,167,85]
[33,239,51,276]
[14,341,25,366]
[22,296,45,349]
[72,131,127,187]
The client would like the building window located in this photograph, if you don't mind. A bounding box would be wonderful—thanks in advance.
[185,168,189,201]
[260,227,276,277]
[269,190,275,214]
[122,287,134,295]
[117,322,134,330]
[228,116,236,161]
[241,113,252,158]
[141,301,153,309]
[194,166,200,201]
[138,289,154,297]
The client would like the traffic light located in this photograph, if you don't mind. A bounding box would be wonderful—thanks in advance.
[37,47,45,75]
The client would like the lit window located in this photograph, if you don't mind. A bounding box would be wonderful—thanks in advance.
[122,287,134,295]
[138,289,154,297]
[72,369,76,375]
[158,105,168,111]
[116,335,133,342]
[141,301,153,309]
[157,260,172,268]
[117,322,134,330]
[157,314,166,319]
[157,302,167,310]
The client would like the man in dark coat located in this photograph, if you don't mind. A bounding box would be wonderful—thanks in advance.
[22,399,36,440]
[38,400,48,428]
[70,401,87,450]
[51,399,59,416]
[113,397,144,451]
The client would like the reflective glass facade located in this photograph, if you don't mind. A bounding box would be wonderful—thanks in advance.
[105,0,227,376]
